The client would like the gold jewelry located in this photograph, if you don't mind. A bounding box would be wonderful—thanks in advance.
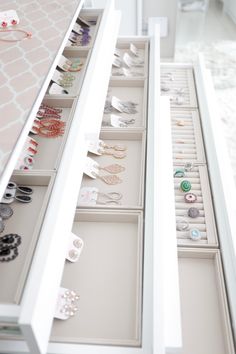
[91,172,122,185]
[98,164,125,174]
[0,29,32,42]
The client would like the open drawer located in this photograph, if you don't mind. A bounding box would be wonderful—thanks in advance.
[0,2,121,354]
[51,210,143,346]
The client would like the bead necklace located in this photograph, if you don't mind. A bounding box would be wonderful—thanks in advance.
[0,29,32,42]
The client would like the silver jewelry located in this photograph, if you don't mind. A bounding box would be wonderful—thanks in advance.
[176,218,189,231]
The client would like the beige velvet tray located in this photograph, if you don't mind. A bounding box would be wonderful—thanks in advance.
[79,130,146,209]
[178,248,234,354]
[102,79,147,129]
[51,210,143,346]
[0,172,55,304]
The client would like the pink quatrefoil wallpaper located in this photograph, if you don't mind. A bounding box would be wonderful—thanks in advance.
[0,0,81,178]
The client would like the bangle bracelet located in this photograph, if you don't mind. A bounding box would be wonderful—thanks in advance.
[0,29,32,42]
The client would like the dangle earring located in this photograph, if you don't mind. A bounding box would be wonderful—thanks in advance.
[91,172,122,185]
[32,119,66,138]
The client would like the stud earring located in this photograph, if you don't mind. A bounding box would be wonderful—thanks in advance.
[0,204,13,219]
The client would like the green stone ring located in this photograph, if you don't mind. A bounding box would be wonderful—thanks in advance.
[180,180,191,192]
[173,168,185,178]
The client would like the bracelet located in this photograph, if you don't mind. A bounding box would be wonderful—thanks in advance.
[0,29,32,42]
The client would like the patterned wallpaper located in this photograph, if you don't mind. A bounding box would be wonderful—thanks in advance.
[0,0,81,177]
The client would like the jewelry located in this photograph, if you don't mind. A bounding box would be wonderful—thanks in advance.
[73,239,83,249]
[184,192,197,203]
[189,228,201,241]
[0,204,13,219]
[0,234,21,250]
[68,249,78,260]
[176,218,189,231]
[98,149,126,159]
[24,156,34,167]
[98,164,125,174]
[37,104,62,119]
[188,207,200,218]
[0,29,32,42]
[104,99,138,114]
[3,183,33,203]
[91,172,122,185]
[176,120,185,126]
[96,191,122,205]
[180,180,191,192]
[32,118,65,138]
[61,289,80,301]
[99,142,126,151]
[0,218,5,233]
[0,247,18,262]
[173,168,185,178]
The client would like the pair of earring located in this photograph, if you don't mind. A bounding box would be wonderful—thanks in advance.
[92,163,125,185]
[1,19,18,27]
[62,58,83,72]
[97,142,127,159]
[32,118,65,138]
[37,104,62,119]
[58,73,75,88]
[104,99,138,114]
[0,234,21,262]
[60,289,80,318]
[2,181,33,204]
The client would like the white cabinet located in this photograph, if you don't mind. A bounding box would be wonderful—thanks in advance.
[0,2,235,354]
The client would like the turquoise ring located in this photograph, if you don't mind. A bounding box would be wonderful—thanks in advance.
[174,168,185,178]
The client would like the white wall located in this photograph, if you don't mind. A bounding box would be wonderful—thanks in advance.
[91,0,141,35]
[91,0,177,57]
[143,0,177,58]
[224,0,236,24]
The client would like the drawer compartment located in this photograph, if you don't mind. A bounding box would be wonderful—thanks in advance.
[178,248,234,354]
[0,173,54,304]
[79,131,146,209]
[161,66,198,108]
[102,79,147,129]
[51,210,143,346]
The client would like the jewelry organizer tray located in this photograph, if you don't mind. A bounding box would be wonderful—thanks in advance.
[161,66,198,108]
[102,79,148,129]
[17,98,77,172]
[65,10,102,50]
[0,173,55,305]
[80,130,146,209]
[111,38,149,78]
[171,109,206,162]
[174,165,218,246]
[51,210,143,346]
[178,249,234,354]
[48,9,103,97]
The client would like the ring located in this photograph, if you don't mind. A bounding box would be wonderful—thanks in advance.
[180,180,191,192]
[184,162,194,171]
[189,228,201,241]
[173,168,185,178]
[184,192,197,203]
[176,218,189,231]
[188,207,200,218]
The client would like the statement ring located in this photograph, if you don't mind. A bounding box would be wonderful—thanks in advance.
[184,192,197,203]
[180,180,191,192]
[189,228,201,241]
[176,218,189,231]
[174,168,185,178]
